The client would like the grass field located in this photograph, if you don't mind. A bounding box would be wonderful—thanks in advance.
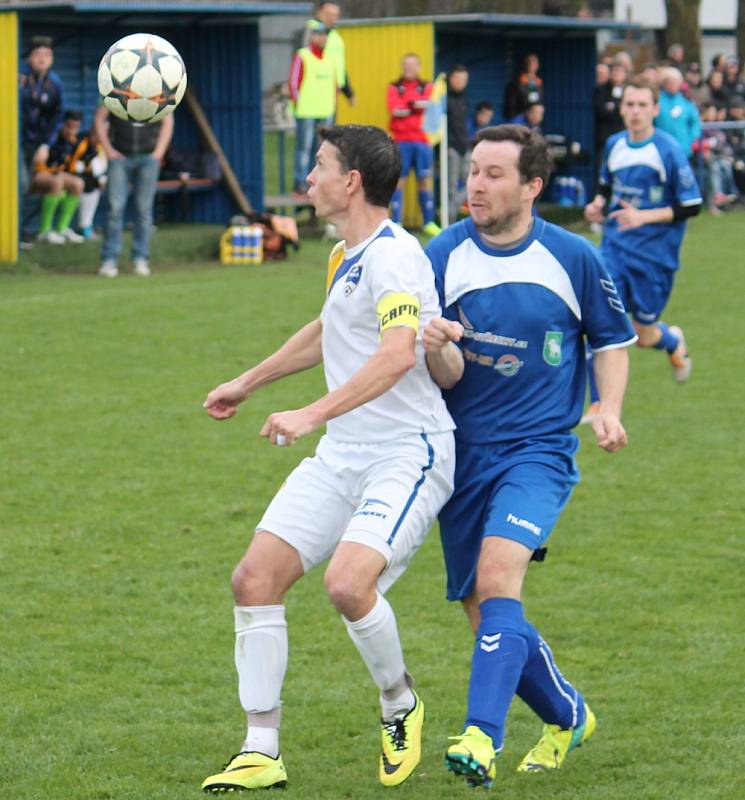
[1,213,743,800]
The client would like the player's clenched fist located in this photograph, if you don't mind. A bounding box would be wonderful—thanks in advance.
[591,412,628,453]
[203,378,250,420]
[422,317,464,352]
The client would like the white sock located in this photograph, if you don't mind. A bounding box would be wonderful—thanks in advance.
[78,190,100,228]
[343,593,414,719]
[234,605,287,757]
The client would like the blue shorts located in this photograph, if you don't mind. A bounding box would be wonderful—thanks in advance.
[398,141,433,179]
[603,253,676,324]
[438,435,580,601]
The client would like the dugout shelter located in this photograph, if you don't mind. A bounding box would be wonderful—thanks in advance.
[0,0,311,263]
[335,13,640,227]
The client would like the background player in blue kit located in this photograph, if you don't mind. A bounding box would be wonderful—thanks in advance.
[422,125,637,787]
[584,76,702,414]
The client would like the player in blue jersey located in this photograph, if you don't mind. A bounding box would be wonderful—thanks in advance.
[583,76,702,414]
[422,124,637,787]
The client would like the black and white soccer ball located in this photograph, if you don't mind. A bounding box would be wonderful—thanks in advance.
[97,33,187,124]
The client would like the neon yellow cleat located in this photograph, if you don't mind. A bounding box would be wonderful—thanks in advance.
[379,691,424,786]
[422,221,442,237]
[444,725,498,788]
[517,703,597,772]
[201,750,287,792]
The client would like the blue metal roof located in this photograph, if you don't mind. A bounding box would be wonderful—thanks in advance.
[340,12,640,33]
[3,0,310,13]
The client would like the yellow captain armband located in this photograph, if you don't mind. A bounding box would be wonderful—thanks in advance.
[377,292,420,336]
[326,240,346,293]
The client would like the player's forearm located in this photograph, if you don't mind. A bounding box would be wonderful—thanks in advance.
[637,206,674,224]
[426,343,464,389]
[304,332,415,425]
[593,347,629,418]
[237,319,323,394]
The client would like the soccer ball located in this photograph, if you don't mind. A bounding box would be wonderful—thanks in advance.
[98,33,187,124]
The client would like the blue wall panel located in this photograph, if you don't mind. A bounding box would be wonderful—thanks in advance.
[436,27,596,196]
[22,19,263,223]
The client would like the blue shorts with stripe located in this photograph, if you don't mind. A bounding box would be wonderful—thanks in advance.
[439,434,580,601]
[602,249,676,324]
[257,431,455,594]
[398,141,434,178]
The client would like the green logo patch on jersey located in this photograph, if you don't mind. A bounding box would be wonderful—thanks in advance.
[543,331,563,366]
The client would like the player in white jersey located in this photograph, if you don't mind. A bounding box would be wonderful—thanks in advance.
[200,124,455,793]
[583,76,702,417]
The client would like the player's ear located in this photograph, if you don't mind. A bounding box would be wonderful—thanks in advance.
[527,176,543,201]
[347,168,363,195]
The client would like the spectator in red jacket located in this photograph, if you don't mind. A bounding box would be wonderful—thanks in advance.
[387,53,440,236]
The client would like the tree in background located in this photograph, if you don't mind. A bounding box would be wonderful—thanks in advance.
[663,0,701,64]
[738,0,745,64]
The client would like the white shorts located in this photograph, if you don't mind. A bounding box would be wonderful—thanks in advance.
[257,431,455,593]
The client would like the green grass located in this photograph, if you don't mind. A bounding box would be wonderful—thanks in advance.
[1,213,743,799]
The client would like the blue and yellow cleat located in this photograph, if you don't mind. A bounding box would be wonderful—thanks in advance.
[201,750,287,792]
[444,725,498,788]
[517,703,597,772]
[379,691,424,786]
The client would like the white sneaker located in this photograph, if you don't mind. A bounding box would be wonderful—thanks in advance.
[59,227,85,243]
[668,326,692,383]
[37,230,65,245]
[98,260,119,278]
[133,259,151,276]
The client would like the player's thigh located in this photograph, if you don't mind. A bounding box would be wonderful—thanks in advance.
[257,453,356,574]
[31,172,61,194]
[626,263,675,324]
[398,142,415,177]
[233,530,305,603]
[413,143,433,179]
[343,431,455,594]
[483,453,579,551]
[61,173,84,194]
[438,442,502,602]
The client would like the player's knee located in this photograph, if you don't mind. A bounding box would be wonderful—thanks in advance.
[633,322,658,347]
[323,567,371,617]
[475,559,521,601]
[231,558,279,605]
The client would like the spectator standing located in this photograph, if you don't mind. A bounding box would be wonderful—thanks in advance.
[656,67,702,159]
[510,102,545,130]
[446,64,470,224]
[387,53,440,236]
[724,58,745,103]
[503,53,544,120]
[595,61,610,89]
[593,59,627,190]
[289,24,336,196]
[684,63,707,107]
[95,107,174,277]
[303,2,354,114]
[32,110,85,243]
[666,43,685,70]
[703,70,730,118]
[641,63,661,89]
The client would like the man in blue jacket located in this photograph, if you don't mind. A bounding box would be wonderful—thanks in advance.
[656,67,701,159]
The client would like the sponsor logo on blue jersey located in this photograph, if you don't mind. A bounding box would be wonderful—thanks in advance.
[543,332,563,366]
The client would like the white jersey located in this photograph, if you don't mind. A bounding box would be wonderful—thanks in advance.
[320,219,455,443]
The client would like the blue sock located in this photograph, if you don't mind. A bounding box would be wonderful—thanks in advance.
[418,190,435,224]
[653,321,679,354]
[516,623,585,730]
[586,351,600,404]
[465,597,529,751]
[391,190,403,223]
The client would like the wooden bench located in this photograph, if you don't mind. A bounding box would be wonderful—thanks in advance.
[155,177,220,220]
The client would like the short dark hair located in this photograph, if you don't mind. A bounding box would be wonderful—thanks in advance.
[449,63,468,76]
[64,110,82,122]
[317,124,401,208]
[475,100,493,112]
[473,124,553,188]
[30,35,53,52]
[623,75,659,103]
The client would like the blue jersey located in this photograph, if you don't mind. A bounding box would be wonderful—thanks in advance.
[599,129,702,272]
[426,217,636,444]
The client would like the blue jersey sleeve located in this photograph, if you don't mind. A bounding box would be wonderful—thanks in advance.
[666,140,702,207]
[578,239,637,351]
[598,135,615,188]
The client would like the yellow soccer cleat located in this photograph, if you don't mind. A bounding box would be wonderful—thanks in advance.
[201,750,287,793]
[379,691,424,787]
[444,725,498,788]
[517,703,597,773]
